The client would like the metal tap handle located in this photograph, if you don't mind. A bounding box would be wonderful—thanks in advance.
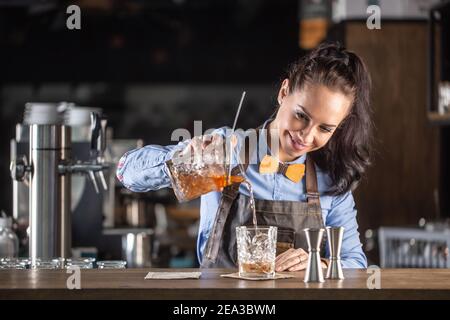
[96,170,108,191]
[90,112,101,159]
[100,118,107,158]
[58,162,108,193]
[88,170,100,194]
[10,155,31,182]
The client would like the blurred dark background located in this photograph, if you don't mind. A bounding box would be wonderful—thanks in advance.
[1,0,450,267]
[0,0,303,212]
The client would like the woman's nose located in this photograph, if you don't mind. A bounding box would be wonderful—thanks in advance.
[299,125,315,145]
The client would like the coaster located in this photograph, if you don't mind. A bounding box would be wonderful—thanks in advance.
[145,271,202,280]
[220,272,295,281]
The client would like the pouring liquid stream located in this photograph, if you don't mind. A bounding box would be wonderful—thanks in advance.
[223,90,257,228]
[224,90,258,228]
[241,180,257,228]
[240,180,275,276]
[204,90,267,273]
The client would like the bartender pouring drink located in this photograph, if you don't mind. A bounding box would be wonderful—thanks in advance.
[117,42,373,271]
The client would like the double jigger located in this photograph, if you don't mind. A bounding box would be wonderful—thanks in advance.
[303,227,345,283]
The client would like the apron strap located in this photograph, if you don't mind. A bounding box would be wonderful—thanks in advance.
[305,155,321,206]
[203,127,261,264]
[203,167,241,264]
[305,155,326,256]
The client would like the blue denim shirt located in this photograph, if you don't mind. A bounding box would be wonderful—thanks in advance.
[117,121,368,269]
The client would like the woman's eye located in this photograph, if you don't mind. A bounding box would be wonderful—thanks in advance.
[320,127,332,133]
[295,112,308,121]
[295,111,332,133]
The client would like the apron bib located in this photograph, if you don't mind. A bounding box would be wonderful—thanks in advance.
[202,149,326,268]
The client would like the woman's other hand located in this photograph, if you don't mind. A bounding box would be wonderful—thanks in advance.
[275,248,327,272]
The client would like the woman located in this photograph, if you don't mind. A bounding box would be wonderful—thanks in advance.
[117,42,373,271]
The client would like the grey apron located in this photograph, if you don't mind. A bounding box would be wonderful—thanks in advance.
[201,145,326,268]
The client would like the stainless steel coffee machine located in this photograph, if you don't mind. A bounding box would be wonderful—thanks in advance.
[10,103,109,264]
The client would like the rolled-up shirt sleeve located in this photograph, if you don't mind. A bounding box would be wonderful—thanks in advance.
[116,142,187,192]
[326,191,368,269]
[117,127,229,193]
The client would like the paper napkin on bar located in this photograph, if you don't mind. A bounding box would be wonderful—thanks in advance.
[144,271,202,280]
[220,272,295,281]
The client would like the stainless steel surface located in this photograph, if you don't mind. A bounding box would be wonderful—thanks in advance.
[103,228,153,268]
[60,126,71,258]
[99,119,107,160]
[29,124,62,262]
[304,228,325,283]
[11,108,110,264]
[88,170,100,193]
[11,124,30,222]
[11,123,32,240]
[11,124,113,234]
[31,124,60,149]
[122,231,153,268]
[127,199,147,227]
[10,139,19,221]
[325,226,345,280]
[58,163,109,173]
[97,171,108,190]
[11,138,19,221]
[90,112,105,161]
[125,198,154,227]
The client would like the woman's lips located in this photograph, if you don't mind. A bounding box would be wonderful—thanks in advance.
[288,132,310,152]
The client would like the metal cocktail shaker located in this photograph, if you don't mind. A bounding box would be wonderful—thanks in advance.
[304,228,325,283]
[325,226,345,280]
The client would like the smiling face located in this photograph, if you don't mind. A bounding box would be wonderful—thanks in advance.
[269,79,353,162]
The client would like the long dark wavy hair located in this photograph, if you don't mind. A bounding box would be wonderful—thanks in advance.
[282,42,374,196]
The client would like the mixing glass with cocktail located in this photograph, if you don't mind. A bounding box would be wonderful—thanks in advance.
[165,92,247,203]
[165,132,244,202]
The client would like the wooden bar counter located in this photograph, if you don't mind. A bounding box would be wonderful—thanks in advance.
[1,268,450,300]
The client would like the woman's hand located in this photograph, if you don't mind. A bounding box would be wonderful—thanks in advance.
[174,134,237,166]
[275,248,328,272]
[172,134,238,191]
[275,248,308,272]
[174,134,222,165]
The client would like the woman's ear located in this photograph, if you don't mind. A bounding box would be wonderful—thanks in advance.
[277,79,290,105]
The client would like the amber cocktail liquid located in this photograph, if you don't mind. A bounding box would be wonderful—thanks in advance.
[241,261,274,274]
[166,160,244,202]
[236,226,277,279]
[174,173,244,201]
